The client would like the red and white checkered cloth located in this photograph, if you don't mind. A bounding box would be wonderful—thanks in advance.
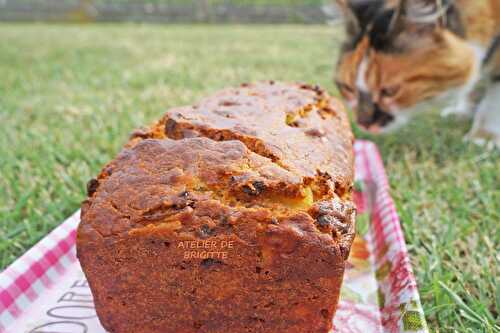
[0,140,427,333]
[0,213,78,331]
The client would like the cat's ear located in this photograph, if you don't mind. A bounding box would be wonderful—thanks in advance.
[334,0,362,39]
[392,0,451,32]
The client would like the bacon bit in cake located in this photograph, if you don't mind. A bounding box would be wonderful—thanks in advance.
[200,258,224,268]
[305,128,326,137]
[242,181,266,196]
[199,224,216,238]
[316,215,334,227]
[164,118,177,136]
[219,100,239,107]
[86,178,99,196]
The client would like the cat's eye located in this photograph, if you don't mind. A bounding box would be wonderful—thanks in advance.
[380,85,400,98]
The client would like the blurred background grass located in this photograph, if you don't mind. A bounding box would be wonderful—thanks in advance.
[0,24,498,331]
[0,0,337,24]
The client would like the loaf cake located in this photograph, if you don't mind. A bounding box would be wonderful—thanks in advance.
[77,81,355,333]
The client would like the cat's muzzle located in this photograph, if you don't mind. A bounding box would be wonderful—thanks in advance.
[356,92,394,133]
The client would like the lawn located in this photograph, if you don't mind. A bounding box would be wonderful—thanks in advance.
[0,24,498,331]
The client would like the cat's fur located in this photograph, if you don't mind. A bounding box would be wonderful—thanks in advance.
[335,0,500,147]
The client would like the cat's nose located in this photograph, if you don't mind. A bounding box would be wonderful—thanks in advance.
[357,92,376,127]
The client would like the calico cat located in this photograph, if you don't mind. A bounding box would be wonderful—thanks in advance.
[335,0,500,147]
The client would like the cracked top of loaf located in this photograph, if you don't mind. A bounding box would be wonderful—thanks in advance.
[130,81,354,199]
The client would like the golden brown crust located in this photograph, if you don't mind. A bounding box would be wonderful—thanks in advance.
[131,81,354,199]
[77,82,355,333]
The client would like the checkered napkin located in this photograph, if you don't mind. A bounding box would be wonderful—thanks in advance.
[0,140,427,333]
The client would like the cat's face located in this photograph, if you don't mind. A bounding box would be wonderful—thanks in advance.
[335,0,475,132]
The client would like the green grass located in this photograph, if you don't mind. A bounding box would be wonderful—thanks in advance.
[0,24,498,331]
